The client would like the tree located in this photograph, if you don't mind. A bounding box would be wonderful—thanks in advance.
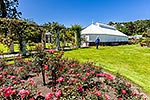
[126,22,136,35]
[0,0,21,18]
[70,25,82,48]
[108,21,115,26]
[43,22,66,50]
[0,18,41,55]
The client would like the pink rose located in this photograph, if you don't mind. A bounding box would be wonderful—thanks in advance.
[126,82,131,87]
[29,98,35,100]
[105,74,114,80]
[76,73,80,77]
[82,77,86,81]
[132,91,137,96]
[26,90,30,95]
[53,97,58,100]
[121,89,126,94]
[19,89,26,95]
[0,75,3,80]
[77,85,83,92]
[12,89,17,94]
[0,67,2,70]
[37,90,41,96]
[104,94,110,100]
[44,65,49,70]
[85,72,90,76]
[94,91,101,96]
[4,89,12,97]
[55,89,62,97]
[96,73,105,77]
[57,77,64,83]
[118,97,123,100]
[91,71,95,75]
[45,92,54,100]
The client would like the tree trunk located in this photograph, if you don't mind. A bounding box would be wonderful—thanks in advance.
[41,33,46,50]
[41,63,46,86]
[0,0,7,17]
[9,41,14,53]
[21,40,26,56]
[62,33,66,50]
[56,32,60,51]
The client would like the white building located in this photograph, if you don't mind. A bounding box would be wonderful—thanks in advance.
[81,22,128,46]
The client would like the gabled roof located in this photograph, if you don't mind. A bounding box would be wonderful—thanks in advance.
[81,22,127,37]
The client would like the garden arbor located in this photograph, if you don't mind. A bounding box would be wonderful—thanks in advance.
[45,32,52,43]
[41,32,52,49]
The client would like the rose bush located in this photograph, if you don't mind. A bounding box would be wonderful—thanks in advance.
[0,49,148,100]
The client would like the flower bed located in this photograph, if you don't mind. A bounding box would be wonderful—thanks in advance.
[0,50,148,100]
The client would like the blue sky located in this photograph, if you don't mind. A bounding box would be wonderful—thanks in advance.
[18,0,150,27]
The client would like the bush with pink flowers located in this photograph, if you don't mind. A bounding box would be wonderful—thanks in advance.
[0,49,148,100]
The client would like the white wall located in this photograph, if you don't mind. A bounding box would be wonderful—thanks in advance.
[83,34,128,42]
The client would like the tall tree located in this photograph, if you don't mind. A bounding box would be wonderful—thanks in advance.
[70,25,82,48]
[0,0,21,18]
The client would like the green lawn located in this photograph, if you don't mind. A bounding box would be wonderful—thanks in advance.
[63,44,150,93]
[0,43,20,53]
[0,43,55,53]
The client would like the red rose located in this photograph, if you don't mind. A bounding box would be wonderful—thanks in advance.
[95,91,101,96]
[104,94,110,100]
[77,85,83,92]
[37,90,41,96]
[57,55,61,58]
[121,89,126,94]
[118,97,123,100]
[29,98,35,100]
[4,89,12,97]
[3,70,8,75]
[55,89,62,97]
[0,75,3,80]
[45,92,54,100]
[126,82,131,87]
[82,77,86,81]
[26,90,30,95]
[91,71,95,75]
[12,89,17,94]
[0,67,2,71]
[57,77,64,83]
[44,65,49,70]
[105,74,114,80]
[132,91,137,96]
[96,73,105,77]
[85,72,90,76]
[76,73,80,77]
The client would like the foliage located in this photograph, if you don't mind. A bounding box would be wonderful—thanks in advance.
[70,25,82,48]
[43,22,83,49]
[0,18,43,54]
[108,20,150,36]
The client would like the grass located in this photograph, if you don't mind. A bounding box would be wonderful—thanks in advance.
[0,43,20,53]
[63,44,150,93]
[0,43,55,53]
